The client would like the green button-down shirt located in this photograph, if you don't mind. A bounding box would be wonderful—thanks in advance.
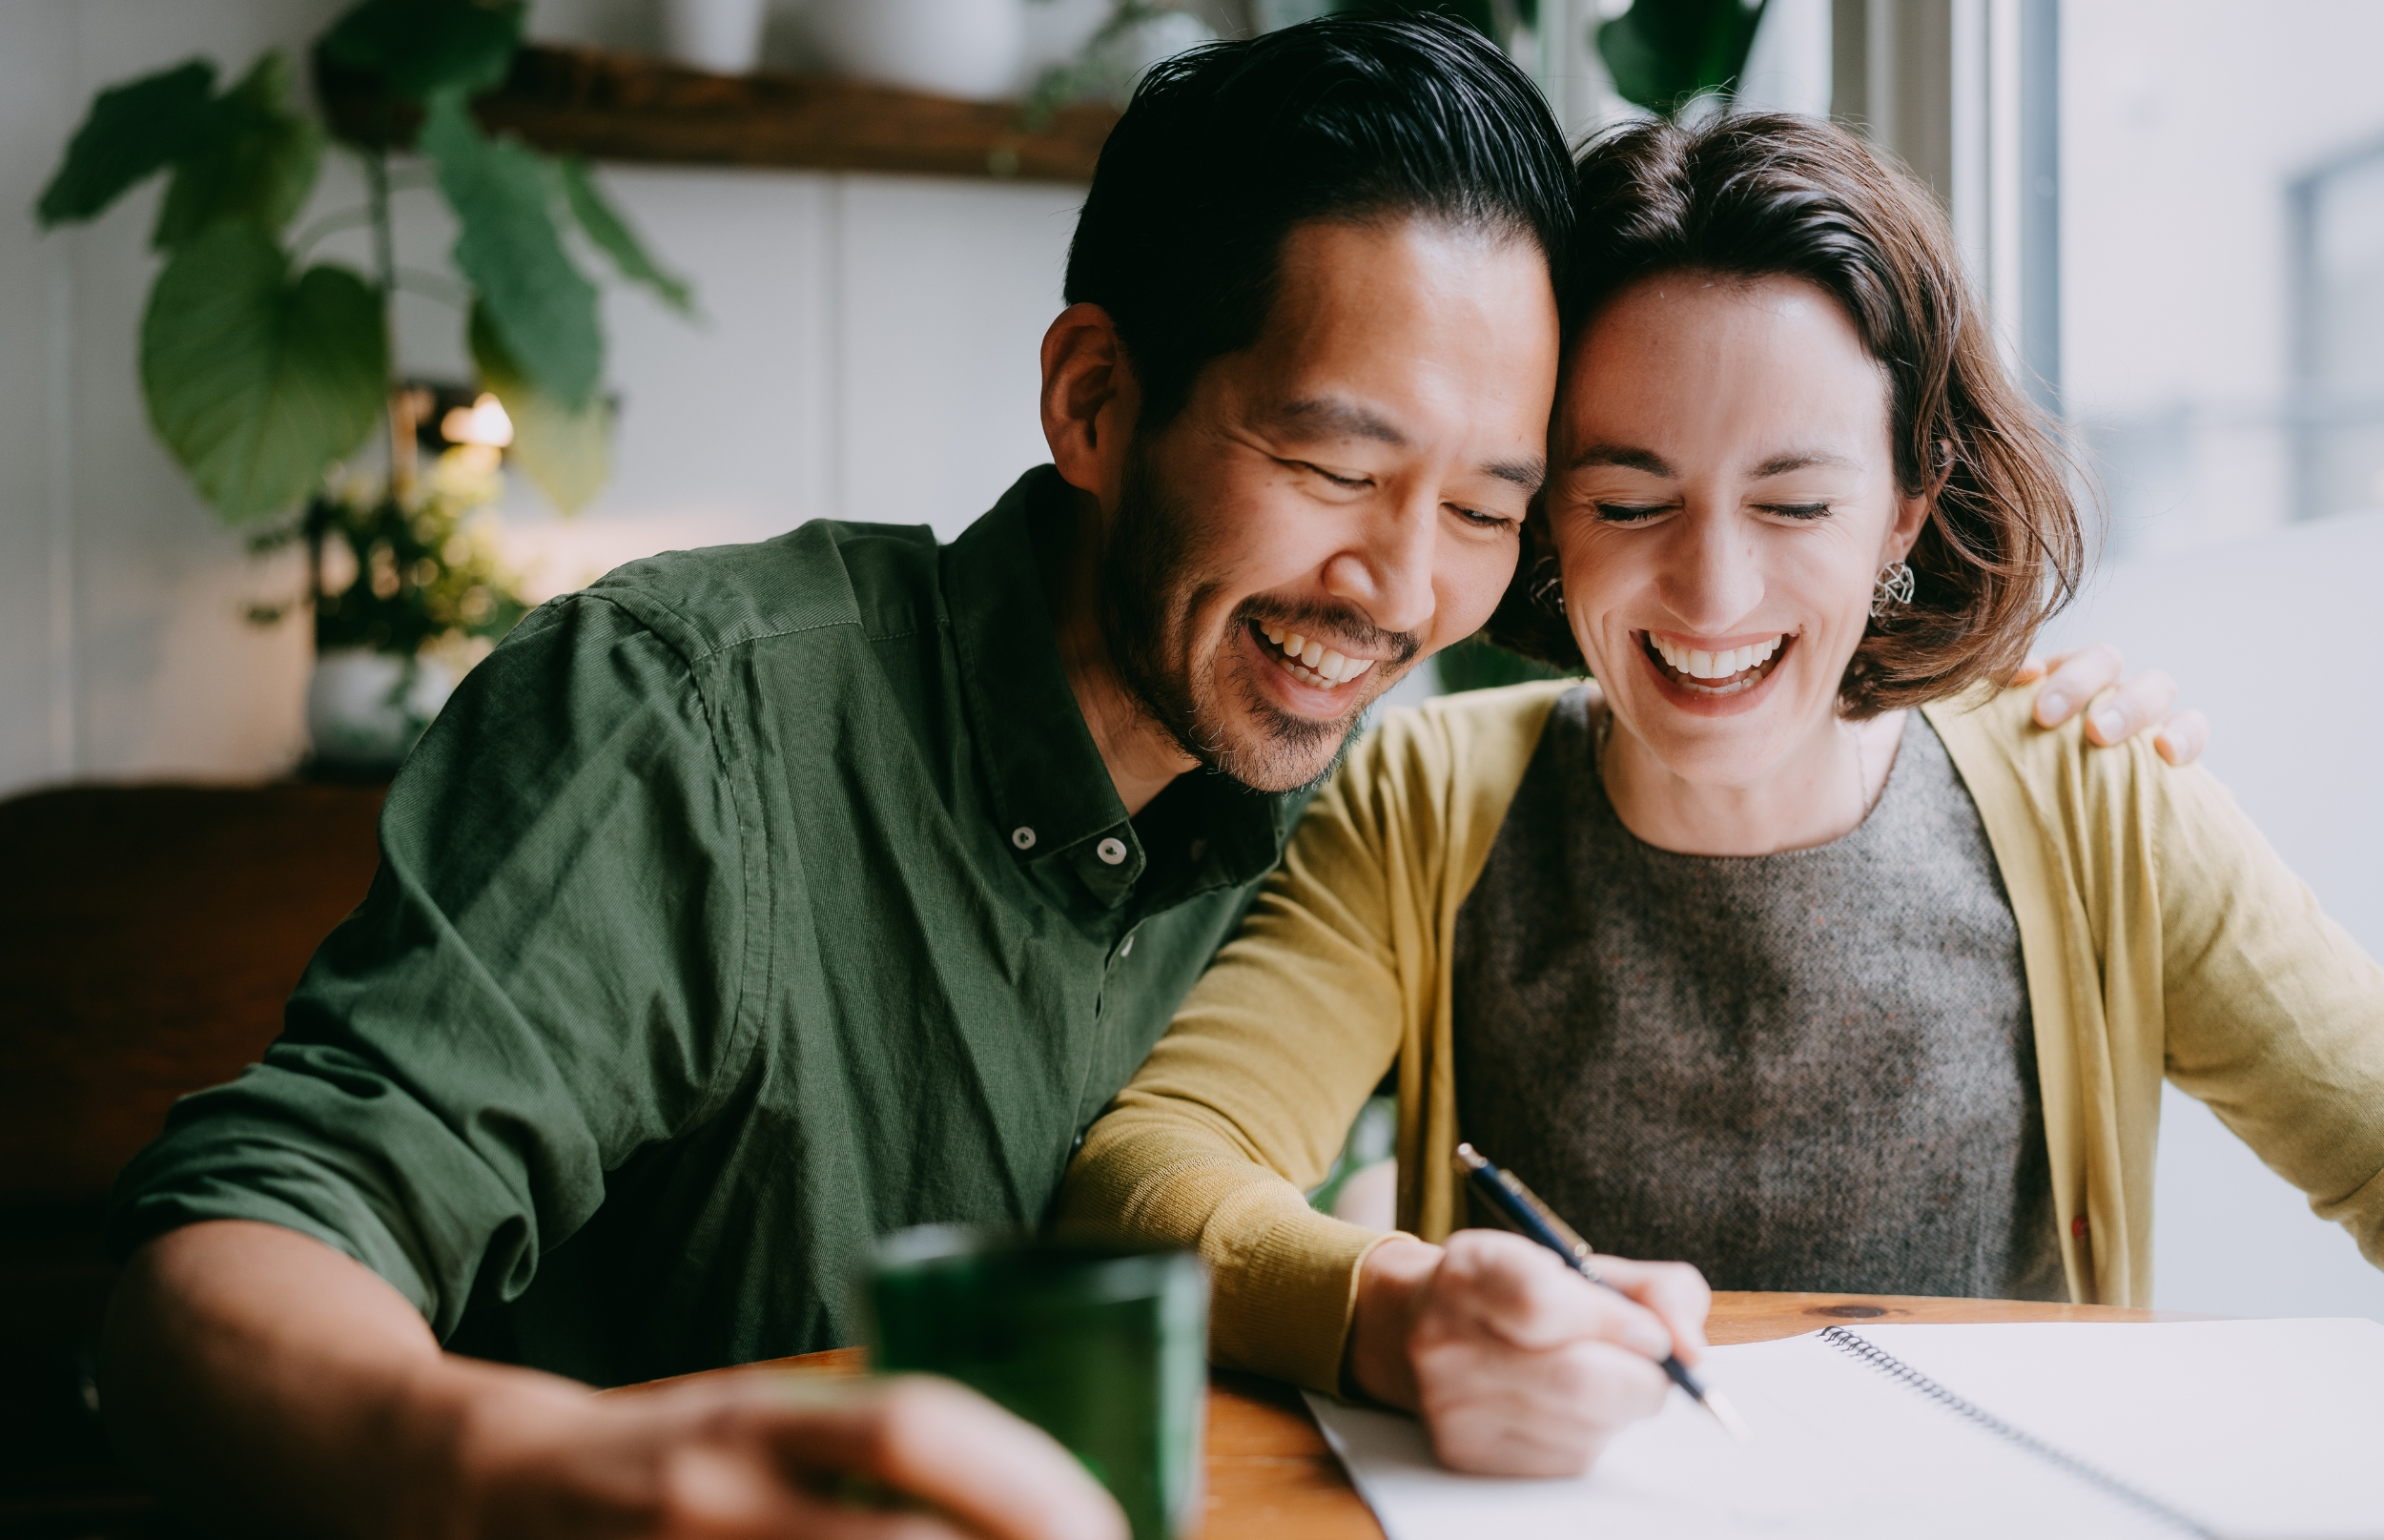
[110,468,1294,1386]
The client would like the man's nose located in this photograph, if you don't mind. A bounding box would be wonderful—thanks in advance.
[1659,511,1765,633]
[1321,490,1439,638]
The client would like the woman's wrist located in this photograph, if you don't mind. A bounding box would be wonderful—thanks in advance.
[1345,1236,1442,1409]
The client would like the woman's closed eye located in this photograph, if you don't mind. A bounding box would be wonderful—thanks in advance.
[1757,502,1833,521]
[1593,502,1672,524]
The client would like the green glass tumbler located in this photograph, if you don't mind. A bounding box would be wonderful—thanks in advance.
[864,1226,1209,1540]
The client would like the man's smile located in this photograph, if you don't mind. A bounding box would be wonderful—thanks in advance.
[1251,618,1380,690]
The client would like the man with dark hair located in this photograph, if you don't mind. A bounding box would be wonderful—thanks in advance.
[102,19,1576,1537]
[99,15,2188,1537]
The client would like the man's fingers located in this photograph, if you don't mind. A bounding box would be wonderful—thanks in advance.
[760,1376,1124,1540]
[1585,1255,1712,1365]
[2030,643,2125,728]
[2082,668,2180,747]
[2155,708,2210,767]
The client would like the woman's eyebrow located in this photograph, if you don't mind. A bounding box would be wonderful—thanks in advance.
[1751,449,1859,477]
[1569,442,1673,474]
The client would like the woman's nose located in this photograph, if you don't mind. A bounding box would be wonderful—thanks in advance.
[1657,512,1765,633]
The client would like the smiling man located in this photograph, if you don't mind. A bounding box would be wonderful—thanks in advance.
[96,17,1575,1539]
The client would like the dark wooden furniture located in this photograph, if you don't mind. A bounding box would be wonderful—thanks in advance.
[688,1294,2199,1539]
[317,43,1122,183]
[0,782,385,1539]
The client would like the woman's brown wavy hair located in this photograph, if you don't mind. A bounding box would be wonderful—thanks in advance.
[1486,112,2090,717]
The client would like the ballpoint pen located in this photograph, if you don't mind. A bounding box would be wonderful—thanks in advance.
[1453,1141,1752,1443]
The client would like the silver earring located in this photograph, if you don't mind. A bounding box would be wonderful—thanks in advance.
[1871,560,1915,619]
[1530,554,1566,616]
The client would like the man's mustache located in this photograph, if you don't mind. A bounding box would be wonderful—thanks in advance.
[1236,600,1420,668]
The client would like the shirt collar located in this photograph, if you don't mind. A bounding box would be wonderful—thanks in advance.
[942,467,1290,909]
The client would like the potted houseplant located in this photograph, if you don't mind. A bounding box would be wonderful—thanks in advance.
[34,0,691,774]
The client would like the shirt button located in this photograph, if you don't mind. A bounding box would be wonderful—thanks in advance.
[1012,827,1037,850]
[1097,836,1127,865]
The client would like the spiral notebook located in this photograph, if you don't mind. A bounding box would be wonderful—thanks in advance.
[1305,1320,2384,1540]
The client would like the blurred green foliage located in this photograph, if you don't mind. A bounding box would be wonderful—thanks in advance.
[34,0,689,526]
[1595,0,1768,116]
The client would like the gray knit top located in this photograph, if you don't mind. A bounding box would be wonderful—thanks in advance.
[1451,688,2065,1300]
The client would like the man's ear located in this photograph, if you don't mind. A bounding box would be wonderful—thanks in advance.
[1040,302,1141,502]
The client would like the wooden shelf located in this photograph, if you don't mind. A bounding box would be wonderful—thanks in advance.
[317,44,1121,186]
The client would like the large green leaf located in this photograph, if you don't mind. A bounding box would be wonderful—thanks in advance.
[153,52,324,250]
[470,302,610,514]
[558,157,694,316]
[321,0,524,102]
[1596,0,1767,116]
[421,91,602,410]
[141,222,388,523]
[35,59,216,227]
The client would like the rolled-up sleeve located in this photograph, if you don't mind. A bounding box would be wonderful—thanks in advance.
[108,592,759,1340]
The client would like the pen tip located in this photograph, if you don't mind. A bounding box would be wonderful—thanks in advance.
[1702,1387,1754,1445]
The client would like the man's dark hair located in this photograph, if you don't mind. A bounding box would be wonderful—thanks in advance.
[1064,14,1574,429]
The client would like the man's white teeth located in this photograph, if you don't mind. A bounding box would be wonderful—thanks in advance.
[1261,624,1376,687]
[1651,633,1784,679]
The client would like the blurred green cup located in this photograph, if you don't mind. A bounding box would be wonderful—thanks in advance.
[863,1225,1209,1540]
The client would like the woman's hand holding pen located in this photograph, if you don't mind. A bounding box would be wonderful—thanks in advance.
[1345,1231,1713,1477]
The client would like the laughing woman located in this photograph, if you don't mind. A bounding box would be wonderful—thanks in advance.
[1057,113,2384,1476]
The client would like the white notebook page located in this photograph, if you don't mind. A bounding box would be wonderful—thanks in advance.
[1305,1320,2384,1540]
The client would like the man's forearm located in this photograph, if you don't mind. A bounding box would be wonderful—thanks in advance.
[103,1220,545,1539]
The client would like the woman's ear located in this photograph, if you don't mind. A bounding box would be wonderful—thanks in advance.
[1884,438,1952,562]
[1039,302,1142,501]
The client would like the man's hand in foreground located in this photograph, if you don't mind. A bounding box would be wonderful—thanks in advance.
[1344,1230,1711,1478]
[2019,645,2209,765]
[105,1221,1123,1540]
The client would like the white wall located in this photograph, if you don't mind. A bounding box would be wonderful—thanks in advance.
[2064,0,2384,556]
[2043,512,2384,1323]
[0,0,1082,800]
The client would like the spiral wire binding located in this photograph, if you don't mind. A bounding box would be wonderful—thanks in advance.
[1819,1327,2218,1538]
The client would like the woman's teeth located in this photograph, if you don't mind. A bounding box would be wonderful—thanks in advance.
[1260,625,1376,688]
[1650,633,1783,680]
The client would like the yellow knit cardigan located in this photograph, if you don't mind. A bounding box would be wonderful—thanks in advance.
[1058,680,2384,1395]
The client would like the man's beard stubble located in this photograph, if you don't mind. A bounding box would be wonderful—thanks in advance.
[1096,448,1419,794]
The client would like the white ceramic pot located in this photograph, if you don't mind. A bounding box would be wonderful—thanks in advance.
[809,0,1025,100]
[307,648,456,771]
[661,0,767,73]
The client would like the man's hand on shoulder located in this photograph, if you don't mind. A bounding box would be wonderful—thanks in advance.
[2017,644,2210,765]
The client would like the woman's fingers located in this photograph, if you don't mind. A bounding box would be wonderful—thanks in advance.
[1432,1231,1673,1361]
[1405,1231,1691,1477]
[1585,1253,1713,1366]
[1420,1339,1670,1477]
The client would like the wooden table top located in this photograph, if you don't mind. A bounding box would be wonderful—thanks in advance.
[655,1291,2192,1539]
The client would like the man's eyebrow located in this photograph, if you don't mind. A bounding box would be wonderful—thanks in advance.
[1568,442,1675,476]
[1264,397,1408,448]
[1483,457,1546,491]
[1752,449,1860,477]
